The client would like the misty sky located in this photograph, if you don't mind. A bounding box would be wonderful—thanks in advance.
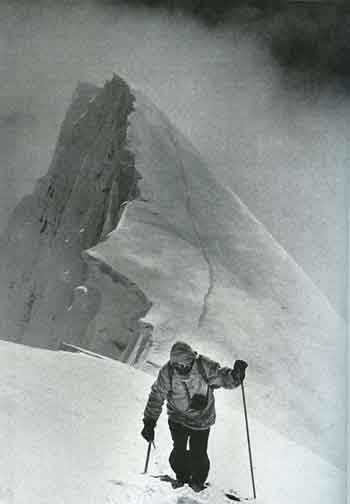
[0,0,348,316]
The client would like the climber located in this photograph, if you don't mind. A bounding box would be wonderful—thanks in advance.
[141,341,248,492]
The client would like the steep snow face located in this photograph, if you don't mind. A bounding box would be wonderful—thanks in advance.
[86,87,345,470]
[0,75,345,502]
[0,341,344,504]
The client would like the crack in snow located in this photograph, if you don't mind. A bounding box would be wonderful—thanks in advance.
[167,128,214,329]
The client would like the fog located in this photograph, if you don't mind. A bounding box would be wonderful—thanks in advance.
[0,0,347,315]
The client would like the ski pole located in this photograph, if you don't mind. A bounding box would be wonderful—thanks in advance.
[143,442,152,474]
[241,381,256,499]
[143,441,156,474]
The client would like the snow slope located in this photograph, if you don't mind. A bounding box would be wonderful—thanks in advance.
[0,76,345,502]
[0,341,344,504]
[86,86,346,470]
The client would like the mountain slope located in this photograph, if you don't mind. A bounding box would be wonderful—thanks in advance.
[0,75,345,478]
[87,87,345,468]
[0,341,344,504]
[0,77,150,360]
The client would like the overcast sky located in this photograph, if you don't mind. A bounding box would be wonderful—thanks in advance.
[0,0,348,316]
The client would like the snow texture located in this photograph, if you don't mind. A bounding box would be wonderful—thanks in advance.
[0,76,345,503]
[0,340,344,504]
[86,84,345,469]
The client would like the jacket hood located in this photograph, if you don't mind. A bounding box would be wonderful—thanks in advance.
[170,341,196,365]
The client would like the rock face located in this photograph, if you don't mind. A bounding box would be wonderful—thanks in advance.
[0,75,345,470]
[0,76,150,360]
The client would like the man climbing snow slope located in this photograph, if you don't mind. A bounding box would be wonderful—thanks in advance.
[141,341,247,492]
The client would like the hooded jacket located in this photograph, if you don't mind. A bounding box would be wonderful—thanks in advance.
[143,354,239,430]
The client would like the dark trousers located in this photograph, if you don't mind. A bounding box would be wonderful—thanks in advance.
[168,420,210,485]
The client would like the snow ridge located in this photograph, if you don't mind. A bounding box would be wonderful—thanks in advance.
[225,186,342,321]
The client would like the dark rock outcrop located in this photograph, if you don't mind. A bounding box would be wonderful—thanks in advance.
[0,75,149,360]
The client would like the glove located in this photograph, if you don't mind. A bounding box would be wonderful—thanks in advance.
[141,418,156,443]
[232,359,248,383]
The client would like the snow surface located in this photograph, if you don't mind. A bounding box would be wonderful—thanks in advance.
[80,86,345,503]
[0,341,344,504]
[86,88,345,469]
[0,78,345,503]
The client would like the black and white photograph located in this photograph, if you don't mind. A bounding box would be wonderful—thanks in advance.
[0,1,347,503]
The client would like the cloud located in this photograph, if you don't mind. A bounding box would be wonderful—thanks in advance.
[265,4,350,80]
[101,0,350,82]
[0,0,347,316]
